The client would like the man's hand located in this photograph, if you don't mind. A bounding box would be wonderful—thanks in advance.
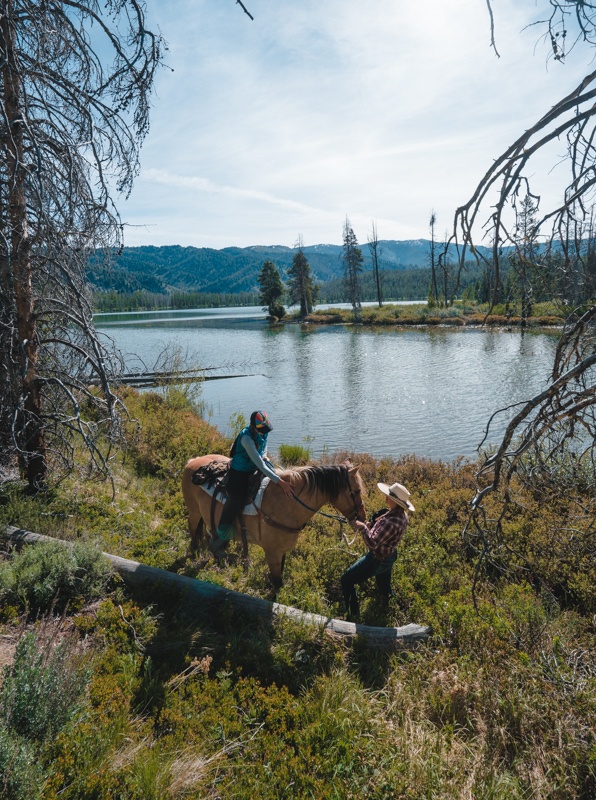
[350,519,366,533]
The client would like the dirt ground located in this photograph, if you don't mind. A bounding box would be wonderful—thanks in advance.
[0,632,17,673]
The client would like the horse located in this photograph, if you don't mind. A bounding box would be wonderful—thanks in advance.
[181,455,366,592]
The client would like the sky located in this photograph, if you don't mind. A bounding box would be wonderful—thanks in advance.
[119,0,592,251]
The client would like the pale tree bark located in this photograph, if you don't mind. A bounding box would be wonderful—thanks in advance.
[0,0,164,491]
[367,220,383,307]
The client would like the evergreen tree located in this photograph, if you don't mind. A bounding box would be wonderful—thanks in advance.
[510,193,539,326]
[287,237,316,317]
[428,210,438,307]
[257,260,285,318]
[342,217,363,318]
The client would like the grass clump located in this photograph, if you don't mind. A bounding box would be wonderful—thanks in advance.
[278,442,310,466]
[0,539,112,615]
[0,725,44,800]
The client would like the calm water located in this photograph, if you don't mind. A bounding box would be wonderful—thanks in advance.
[95,305,559,462]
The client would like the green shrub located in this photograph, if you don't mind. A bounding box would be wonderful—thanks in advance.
[278,443,310,466]
[0,540,112,614]
[0,725,44,800]
[0,627,91,744]
[121,387,228,478]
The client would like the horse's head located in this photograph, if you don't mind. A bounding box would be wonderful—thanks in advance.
[335,463,366,523]
[291,463,367,523]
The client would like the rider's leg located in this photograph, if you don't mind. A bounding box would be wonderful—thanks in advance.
[214,469,251,545]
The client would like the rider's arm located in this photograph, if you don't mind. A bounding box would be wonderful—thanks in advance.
[240,434,280,482]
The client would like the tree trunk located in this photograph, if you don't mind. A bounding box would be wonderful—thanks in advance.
[1,3,45,488]
[2,526,432,649]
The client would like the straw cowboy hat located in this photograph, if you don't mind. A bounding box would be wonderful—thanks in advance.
[377,482,415,512]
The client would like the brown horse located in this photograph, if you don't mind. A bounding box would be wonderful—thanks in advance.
[182,455,366,591]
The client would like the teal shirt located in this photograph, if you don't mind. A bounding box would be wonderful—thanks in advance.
[230,427,279,482]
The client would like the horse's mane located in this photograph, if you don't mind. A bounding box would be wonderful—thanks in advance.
[283,464,363,500]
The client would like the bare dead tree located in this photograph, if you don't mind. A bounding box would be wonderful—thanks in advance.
[460,2,596,602]
[367,220,383,307]
[0,0,164,490]
[428,210,438,306]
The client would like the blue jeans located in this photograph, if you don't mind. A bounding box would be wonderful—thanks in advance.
[340,550,397,617]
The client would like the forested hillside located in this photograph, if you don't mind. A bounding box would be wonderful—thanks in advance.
[88,240,486,296]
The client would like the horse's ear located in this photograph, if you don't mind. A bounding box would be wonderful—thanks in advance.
[348,463,360,474]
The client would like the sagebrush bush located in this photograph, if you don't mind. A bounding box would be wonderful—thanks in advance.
[121,387,228,478]
[0,627,90,744]
[0,539,112,614]
[0,725,44,800]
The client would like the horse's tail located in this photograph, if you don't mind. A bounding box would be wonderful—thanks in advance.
[182,460,205,552]
[192,517,205,552]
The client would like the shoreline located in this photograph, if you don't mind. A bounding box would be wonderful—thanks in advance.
[284,311,565,330]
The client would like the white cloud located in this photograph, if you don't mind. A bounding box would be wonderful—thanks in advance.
[120,0,593,248]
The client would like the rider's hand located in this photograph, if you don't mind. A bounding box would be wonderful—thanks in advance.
[277,478,294,498]
[350,519,366,533]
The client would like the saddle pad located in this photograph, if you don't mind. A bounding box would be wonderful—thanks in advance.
[200,476,270,516]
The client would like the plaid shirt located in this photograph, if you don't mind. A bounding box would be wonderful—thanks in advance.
[360,506,408,560]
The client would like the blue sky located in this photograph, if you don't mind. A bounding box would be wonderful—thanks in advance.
[120,0,590,250]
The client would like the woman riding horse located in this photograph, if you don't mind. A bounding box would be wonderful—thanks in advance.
[211,410,293,557]
[182,457,366,593]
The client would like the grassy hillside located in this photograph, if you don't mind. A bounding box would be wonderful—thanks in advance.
[0,386,594,799]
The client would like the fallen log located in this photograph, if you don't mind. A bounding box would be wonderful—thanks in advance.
[89,371,259,388]
[2,526,431,649]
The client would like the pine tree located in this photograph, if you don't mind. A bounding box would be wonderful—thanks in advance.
[257,260,285,318]
[428,210,438,307]
[510,193,539,326]
[287,237,316,317]
[342,217,363,318]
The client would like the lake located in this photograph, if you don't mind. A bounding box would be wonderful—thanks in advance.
[94,305,559,462]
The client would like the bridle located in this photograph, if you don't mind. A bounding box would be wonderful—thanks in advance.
[290,472,365,524]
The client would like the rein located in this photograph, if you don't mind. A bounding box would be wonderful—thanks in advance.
[289,473,365,524]
[290,492,350,523]
[255,470,364,534]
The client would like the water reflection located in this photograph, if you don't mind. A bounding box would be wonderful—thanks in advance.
[95,309,560,461]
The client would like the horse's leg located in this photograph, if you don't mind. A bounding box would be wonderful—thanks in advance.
[240,524,250,571]
[264,550,284,596]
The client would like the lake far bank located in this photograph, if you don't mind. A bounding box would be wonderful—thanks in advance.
[282,300,567,329]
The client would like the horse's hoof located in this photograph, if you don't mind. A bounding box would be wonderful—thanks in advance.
[208,538,229,560]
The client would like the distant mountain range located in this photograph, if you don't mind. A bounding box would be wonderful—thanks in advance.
[87,239,494,295]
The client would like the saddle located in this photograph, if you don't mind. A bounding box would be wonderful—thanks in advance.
[191,460,266,560]
[190,460,228,489]
[190,461,263,504]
